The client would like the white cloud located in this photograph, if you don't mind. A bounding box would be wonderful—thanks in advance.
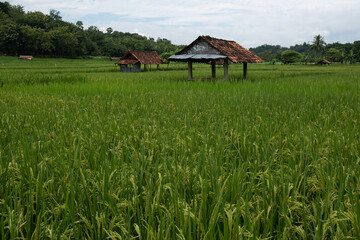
[8,0,360,47]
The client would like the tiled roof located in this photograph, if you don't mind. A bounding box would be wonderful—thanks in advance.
[178,36,263,63]
[118,51,163,65]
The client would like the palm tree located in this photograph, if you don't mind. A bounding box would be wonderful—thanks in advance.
[310,34,326,58]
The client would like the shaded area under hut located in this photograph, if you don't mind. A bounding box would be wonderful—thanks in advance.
[169,35,263,80]
[118,51,163,72]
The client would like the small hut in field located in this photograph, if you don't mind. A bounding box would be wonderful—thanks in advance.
[169,35,263,80]
[317,59,332,65]
[118,51,163,72]
[19,55,34,60]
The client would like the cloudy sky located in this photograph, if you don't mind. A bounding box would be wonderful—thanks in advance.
[8,0,360,48]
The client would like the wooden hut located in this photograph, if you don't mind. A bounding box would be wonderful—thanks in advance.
[19,55,34,60]
[317,59,332,65]
[169,35,263,80]
[118,51,163,72]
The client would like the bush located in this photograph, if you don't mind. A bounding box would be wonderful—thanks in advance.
[281,50,302,64]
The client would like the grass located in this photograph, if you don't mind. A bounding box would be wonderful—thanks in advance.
[0,56,359,239]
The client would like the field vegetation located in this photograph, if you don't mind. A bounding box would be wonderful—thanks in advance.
[0,57,359,239]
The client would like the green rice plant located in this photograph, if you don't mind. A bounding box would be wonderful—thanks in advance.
[0,57,359,239]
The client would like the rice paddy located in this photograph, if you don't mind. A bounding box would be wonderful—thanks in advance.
[0,56,359,239]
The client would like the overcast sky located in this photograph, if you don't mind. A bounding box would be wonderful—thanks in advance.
[8,0,360,48]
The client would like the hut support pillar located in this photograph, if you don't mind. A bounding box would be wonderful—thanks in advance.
[211,61,216,80]
[224,59,229,80]
[243,62,248,80]
[157,64,159,71]
[188,61,193,81]
[144,64,147,72]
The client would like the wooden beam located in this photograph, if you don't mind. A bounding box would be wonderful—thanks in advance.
[211,60,216,80]
[144,64,147,72]
[188,61,193,81]
[243,62,248,80]
[224,58,229,80]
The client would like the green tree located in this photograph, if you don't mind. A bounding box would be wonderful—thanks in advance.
[41,31,54,54]
[21,11,48,29]
[0,19,19,54]
[353,41,360,62]
[274,50,283,62]
[103,37,117,56]
[258,51,274,62]
[106,27,113,35]
[49,9,61,21]
[86,26,104,54]
[310,34,326,58]
[326,48,344,62]
[19,25,45,54]
[51,26,78,57]
[76,21,84,30]
[0,2,10,15]
[280,50,302,64]
[347,49,355,64]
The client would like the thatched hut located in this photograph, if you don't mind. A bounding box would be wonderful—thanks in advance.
[118,51,163,72]
[169,35,263,80]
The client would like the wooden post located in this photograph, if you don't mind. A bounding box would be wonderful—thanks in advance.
[211,60,216,80]
[224,58,229,80]
[157,64,159,71]
[188,61,193,81]
[144,64,147,72]
[243,62,248,80]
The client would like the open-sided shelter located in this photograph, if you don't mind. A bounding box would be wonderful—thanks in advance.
[169,36,263,80]
[118,51,163,72]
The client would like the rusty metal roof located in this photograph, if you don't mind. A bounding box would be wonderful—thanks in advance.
[118,51,163,65]
[172,36,263,63]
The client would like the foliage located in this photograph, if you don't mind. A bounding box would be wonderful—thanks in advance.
[0,19,19,54]
[258,50,274,62]
[310,34,326,57]
[353,41,360,62]
[326,48,344,62]
[251,37,360,64]
[249,44,287,55]
[0,2,179,57]
[280,50,302,64]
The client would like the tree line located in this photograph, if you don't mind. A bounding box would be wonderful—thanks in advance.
[250,35,360,64]
[1,1,360,62]
[0,2,182,58]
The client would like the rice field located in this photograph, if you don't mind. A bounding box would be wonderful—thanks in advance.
[0,56,359,239]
